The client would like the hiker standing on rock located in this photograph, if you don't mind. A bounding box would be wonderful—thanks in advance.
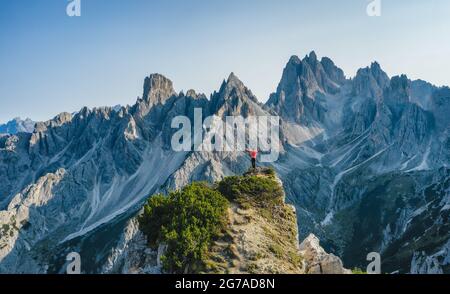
[246,148,258,169]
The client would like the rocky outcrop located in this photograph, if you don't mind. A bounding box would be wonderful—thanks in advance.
[102,218,161,274]
[106,169,350,274]
[142,73,176,106]
[300,234,351,274]
[0,169,69,273]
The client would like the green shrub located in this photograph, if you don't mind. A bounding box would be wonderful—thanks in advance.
[269,244,283,258]
[288,251,303,265]
[216,176,241,201]
[138,194,171,247]
[139,182,229,273]
[352,267,367,274]
[1,224,10,236]
[139,172,286,274]
[218,175,283,206]
[266,167,276,177]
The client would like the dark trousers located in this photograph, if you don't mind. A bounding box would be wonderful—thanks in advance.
[251,158,256,169]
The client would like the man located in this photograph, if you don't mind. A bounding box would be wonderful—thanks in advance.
[246,149,258,169]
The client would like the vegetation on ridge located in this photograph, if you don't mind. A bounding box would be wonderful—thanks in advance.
[138,167,301,274]
[139,182,228,273]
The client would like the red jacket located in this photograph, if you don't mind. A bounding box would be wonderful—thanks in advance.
[247,150,258,159]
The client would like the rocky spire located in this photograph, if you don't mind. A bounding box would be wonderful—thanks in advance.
[386,74,411,103]
[266,52,346,124]
[305,51,318,64]
[131,73,178,120]
[352,62,390,98]
[142,74,176,106]
[379,74,411,116]
[320,57,346,85]
[210,72,262,117]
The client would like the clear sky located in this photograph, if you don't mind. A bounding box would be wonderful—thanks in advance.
[1,0,449,123]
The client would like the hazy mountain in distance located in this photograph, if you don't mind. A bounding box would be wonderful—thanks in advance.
[0,117,35,135]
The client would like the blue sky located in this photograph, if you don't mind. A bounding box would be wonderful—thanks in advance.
[0,0,449,122]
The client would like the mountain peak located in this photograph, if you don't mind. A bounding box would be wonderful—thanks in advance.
[227,72,238,81]
[217,72,246,94]
[226,72,244,86]
[266,51,345,123]
[186,89,197,98]
[142,73,176,105]
[288,55,301,65]
[371,61,381,70]
[389,74,410,93]
[368,61,388,79]
[386,74,411,103]
[352,62,390,98]
[210,72,261,116]
[306,50,317,62]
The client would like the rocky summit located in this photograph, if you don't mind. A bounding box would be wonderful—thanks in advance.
[104,168,350,274]
[0,52,449,274]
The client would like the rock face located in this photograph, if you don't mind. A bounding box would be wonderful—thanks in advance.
[0,52,449,274]
[410,239,450,274]
[102,218,161,274]
[0,169,67,273]
[300,234,351,274]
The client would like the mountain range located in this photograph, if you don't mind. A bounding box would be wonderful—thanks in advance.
[0,118,35,135]
[0,51,449,274]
